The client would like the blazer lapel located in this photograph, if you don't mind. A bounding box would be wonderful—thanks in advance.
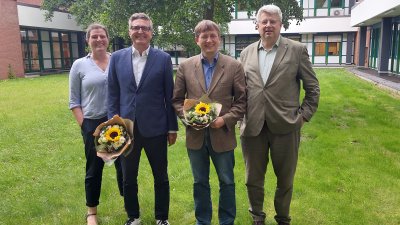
[266,37,288,85]
[207,54,225,94]
[194,55,207,93]
[125,47,137,90]
[251,41,264,85]
[137,47,156,91]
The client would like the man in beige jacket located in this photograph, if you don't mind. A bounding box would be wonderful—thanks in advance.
[240,4,320,225]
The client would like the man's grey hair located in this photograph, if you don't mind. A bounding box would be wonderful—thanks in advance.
[128,12,153,30]
[256,4,283,23]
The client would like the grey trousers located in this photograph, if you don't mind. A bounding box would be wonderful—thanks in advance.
[241,123,300,224]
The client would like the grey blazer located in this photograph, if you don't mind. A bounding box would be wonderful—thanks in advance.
[240,37,320,136]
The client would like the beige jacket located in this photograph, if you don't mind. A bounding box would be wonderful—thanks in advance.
[240,37,320,136]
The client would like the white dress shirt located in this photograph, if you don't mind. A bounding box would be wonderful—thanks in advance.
[131,46,150,86]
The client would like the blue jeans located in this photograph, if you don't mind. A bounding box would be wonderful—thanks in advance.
[187,131,236,225]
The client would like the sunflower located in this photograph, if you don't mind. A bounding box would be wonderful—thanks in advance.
[105,125,122,142]
[195,102,210,115]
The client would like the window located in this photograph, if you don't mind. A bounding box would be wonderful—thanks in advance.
[316,0,342,8]
[235,36,259,57]
[315,42,326,56]
[71,33,79,58]
[236,36,259,51]
[314,42,340,56]
[284,35,301,42]
[331,0,341,7]
[28,30,38,41]
[20,28,40,72]
[50,32,61,69]
[316,0,327,8]
[328,42,340,55]
[20,27,84,73]
[390,23,400,74]
[41,31,52,69]
[61,33,72,68]
[20,30,27,41]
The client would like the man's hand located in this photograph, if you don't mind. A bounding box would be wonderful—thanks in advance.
[210,117,225,129]
[301,118,307,127]
[168,133,177,146]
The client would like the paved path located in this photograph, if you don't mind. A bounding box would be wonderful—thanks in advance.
[347,67,400,96]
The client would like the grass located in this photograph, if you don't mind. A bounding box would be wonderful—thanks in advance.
[0,68,399,225]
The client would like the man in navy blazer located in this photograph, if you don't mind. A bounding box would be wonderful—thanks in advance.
[108,13,178,225]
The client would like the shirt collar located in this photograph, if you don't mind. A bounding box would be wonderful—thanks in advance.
[86,52,111,58]
[258,36,281,51]
[132,45,150,57]
[201,52,219,65]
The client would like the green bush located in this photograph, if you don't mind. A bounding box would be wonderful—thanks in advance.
[7,64,16,79]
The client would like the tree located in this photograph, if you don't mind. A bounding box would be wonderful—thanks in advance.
[42,0,303,55]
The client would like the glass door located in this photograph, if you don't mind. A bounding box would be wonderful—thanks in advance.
[369,27,380,69]
[20,29,40,72]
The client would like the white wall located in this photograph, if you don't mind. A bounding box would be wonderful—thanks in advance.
[228,17,357,35]
[351,0,400,26]
[18,5,83,31]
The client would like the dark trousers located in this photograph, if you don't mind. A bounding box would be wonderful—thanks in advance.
[81,117,123,207]
[241,122,300,224]
[121,123,169,220]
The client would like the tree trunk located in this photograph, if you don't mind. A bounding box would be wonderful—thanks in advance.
[203,0,215,20]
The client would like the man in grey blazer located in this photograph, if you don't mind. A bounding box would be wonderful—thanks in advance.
[172,20,246,225]
[240,5,320,225]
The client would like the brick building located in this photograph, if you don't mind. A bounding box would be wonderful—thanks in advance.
[0,0,85,80]
[0,0,24,79]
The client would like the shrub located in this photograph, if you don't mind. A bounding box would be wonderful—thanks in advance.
[7,64,16,79]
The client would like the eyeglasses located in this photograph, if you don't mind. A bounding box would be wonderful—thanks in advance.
[258,19,279,26]
[130,25,152,32]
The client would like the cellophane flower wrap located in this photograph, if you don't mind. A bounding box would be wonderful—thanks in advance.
[93,115,134,165]
[183,95,222,130]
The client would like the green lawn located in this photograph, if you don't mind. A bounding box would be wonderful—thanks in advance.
[0,68,399,225]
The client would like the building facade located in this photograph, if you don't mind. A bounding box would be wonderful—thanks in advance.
[0,0,25,79]
[2,0,400,79]
[0,0,85,80]
[351,0,400,76]
[222,0,358,66]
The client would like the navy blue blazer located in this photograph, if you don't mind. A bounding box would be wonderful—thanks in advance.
[107,46,178,137]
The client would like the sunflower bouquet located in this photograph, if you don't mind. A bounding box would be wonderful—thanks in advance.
[93,115,134,165]
[183,95,222,130]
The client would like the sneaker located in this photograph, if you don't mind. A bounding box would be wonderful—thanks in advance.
[124,218,141,225]
[156,220,170,225]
